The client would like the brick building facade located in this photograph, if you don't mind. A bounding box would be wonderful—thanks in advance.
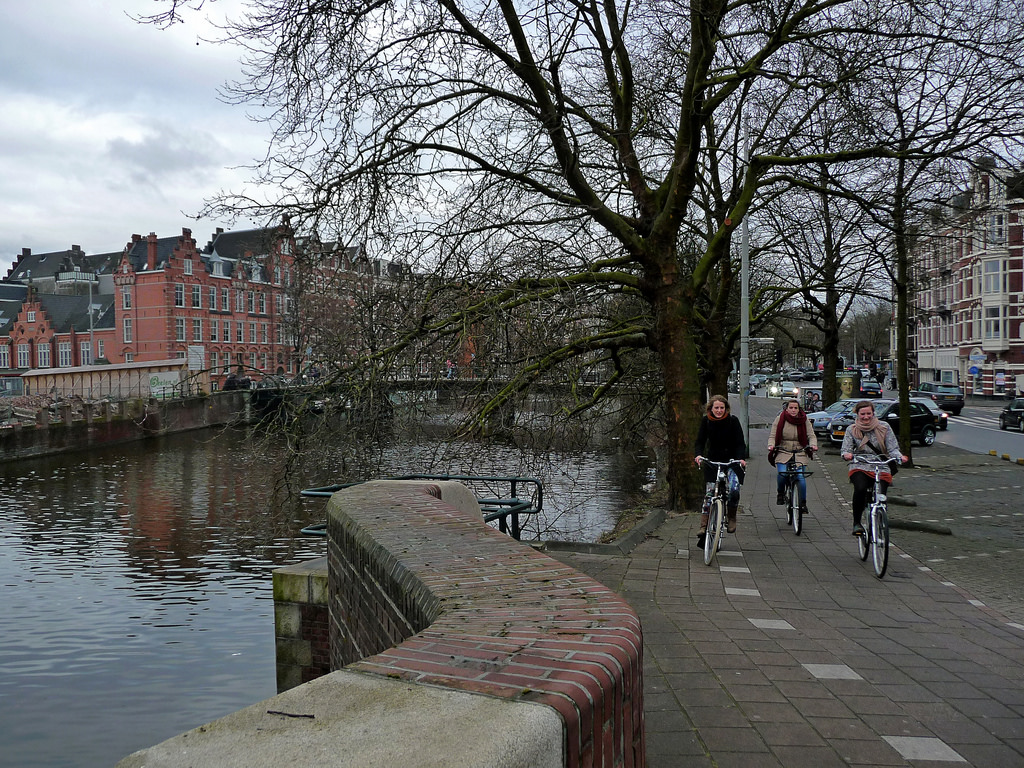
[2,223,302,391]
[910,163,1024,397]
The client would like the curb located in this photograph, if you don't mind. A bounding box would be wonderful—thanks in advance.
[538,508,668,556]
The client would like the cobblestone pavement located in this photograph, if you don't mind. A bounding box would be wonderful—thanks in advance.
[546,421,1024,768]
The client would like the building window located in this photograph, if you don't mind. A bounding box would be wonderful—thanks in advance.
[984,306,1003,339]
[222,288,230,310]
[983,260,1004,294]
[235,290,244,313]
[17,344,30,368]
[223,320,231,343]
[192,285,202,309]
[261,352,268,370]
[175,283,185,307]
[211,319,219,342]
[0,346,8,369]
[175,318,186,342]
[122,287,131,310]
[37,345,51,368]
[209,287,217,311]
[58,342,72,367]
[184,259,193,275]
[274,266,281,284]
[236,323,244,343]
[988,213,1005,245]
[27,311,36,323]
[250,351,258,370]
[193,318,203,342]
[123,319,133,343]
[274,326,282,345]
[125,353,134,363]
[247,291,255,314]
[80,341,92,366]
[97,340,105,359]
[249,322,257,343]
[213,261,224,277]
[259,293,266,314]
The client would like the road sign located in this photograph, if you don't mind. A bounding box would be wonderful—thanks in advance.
[968,366,980,375]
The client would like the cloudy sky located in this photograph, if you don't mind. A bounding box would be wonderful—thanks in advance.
[0,0,271,275]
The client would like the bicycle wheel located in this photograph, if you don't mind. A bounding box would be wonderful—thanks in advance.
[790,480,802,536]
[858,516,870,561]
[704,498,723,565]
[871,505,889,578]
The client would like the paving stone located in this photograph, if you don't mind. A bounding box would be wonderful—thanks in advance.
[546,426,1024,768]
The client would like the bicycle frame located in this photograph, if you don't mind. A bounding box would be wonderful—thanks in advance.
[851,455,899,578]
[699,458,743,565]
[779,455,813,536]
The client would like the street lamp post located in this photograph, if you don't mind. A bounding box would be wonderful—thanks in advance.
[739,129,751,446]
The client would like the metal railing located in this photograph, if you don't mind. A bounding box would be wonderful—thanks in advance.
[300,474,543,540]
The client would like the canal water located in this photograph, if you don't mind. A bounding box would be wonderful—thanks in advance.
[0,425,654,767]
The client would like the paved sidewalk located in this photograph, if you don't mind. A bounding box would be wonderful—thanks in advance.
[547,422,1024,767]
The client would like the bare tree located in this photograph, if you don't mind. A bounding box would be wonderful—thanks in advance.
[142,0,1023,508]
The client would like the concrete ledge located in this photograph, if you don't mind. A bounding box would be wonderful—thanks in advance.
[117,670,562,768]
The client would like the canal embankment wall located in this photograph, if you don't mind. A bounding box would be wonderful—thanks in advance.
[118,480,646,768]
[0,391,250,461]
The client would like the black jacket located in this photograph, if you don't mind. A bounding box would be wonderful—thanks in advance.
[695,414,748,484]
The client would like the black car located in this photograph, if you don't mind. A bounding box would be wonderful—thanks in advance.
[911,382,964,415]
[999,398,1024,432]
[859,380,883,397]
[829,399,938,446]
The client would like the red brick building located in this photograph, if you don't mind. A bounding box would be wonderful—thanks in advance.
[2,223,302,391]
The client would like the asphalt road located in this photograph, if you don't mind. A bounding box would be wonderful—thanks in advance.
[748,394,1024,625]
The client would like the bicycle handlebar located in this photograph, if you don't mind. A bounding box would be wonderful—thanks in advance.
[696,458,744,468]
[851,455,901,468]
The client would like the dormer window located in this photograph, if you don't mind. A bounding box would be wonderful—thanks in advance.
[213,261,224,277]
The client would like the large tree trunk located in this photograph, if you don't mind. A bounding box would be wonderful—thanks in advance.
[652,273,706,510]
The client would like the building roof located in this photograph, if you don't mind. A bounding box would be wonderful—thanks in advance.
[204,228,281,261]
[36,293,116,334]
[6,246,118,283]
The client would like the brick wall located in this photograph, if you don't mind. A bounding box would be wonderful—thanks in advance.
[325,480,646,768]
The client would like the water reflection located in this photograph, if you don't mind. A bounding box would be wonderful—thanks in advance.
[0,426,653,767]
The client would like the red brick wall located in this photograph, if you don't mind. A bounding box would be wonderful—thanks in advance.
[326,481,646,768]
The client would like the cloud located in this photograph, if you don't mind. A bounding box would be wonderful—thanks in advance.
[0,0,272,271]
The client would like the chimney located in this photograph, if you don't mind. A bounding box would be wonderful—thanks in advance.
[22,247,31,258]
[147,233,158,270]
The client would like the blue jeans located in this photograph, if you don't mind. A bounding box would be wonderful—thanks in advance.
[776,463,807,503]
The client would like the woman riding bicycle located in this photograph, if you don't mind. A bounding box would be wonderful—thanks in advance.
[694,395,747,545]
[767,398,818,520]
[840,400,907,536]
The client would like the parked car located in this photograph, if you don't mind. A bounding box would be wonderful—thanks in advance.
[808,399,858,438]
[749,374,768,388]
[911,382,964,415]
[999,398,1024,432]
[911,397,948,430]
[829,399,938,445]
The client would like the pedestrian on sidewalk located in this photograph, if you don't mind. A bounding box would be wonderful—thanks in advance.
[766,398,818,521]
[694,395,747,545]
[840,400,908,536]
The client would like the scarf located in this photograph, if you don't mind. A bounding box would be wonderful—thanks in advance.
[850,416,887,450]
[773,409,808,446]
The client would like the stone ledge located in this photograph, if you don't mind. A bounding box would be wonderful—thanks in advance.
[116,670,563,768]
